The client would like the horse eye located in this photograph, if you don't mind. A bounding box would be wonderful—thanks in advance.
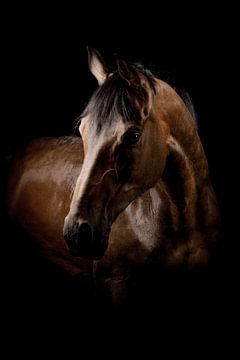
[122,130,141,147]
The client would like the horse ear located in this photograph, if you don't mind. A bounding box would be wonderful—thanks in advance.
[116,56,137,85]
[87,47,108,85]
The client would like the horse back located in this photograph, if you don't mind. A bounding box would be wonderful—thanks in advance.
[5,136,93,276]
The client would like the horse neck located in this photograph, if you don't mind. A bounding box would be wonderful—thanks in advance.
[155,79,209,186]
[154,80,219,241]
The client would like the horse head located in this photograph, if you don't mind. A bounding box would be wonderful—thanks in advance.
[63,48,169,259]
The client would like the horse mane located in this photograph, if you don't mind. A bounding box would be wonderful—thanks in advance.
[80,61,199,133]
[80,63,156,130]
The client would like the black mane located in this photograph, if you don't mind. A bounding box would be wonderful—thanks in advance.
[79,61,197,132]
[81,63,156,131]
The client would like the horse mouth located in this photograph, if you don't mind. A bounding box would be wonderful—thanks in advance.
[68,242,107,260]
[64,230,109,260]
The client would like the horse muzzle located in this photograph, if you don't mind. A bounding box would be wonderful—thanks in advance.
[63,219,109,260]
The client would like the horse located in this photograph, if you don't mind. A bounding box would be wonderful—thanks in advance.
[5,48,220,306]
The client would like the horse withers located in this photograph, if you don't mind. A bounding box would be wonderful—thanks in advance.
[6,48,220,305]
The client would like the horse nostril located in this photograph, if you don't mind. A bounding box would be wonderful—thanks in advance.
[63,221,93,256]
[78,222,93,243]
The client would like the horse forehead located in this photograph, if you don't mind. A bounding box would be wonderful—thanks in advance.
[87,117,127,145]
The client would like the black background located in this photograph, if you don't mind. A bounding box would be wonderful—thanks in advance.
[3,7,235,254]
[2,4,238,354]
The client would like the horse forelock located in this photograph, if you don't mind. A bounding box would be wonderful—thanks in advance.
[80,63,157,132]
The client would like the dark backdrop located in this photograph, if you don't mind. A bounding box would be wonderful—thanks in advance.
[2,5,237,353]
